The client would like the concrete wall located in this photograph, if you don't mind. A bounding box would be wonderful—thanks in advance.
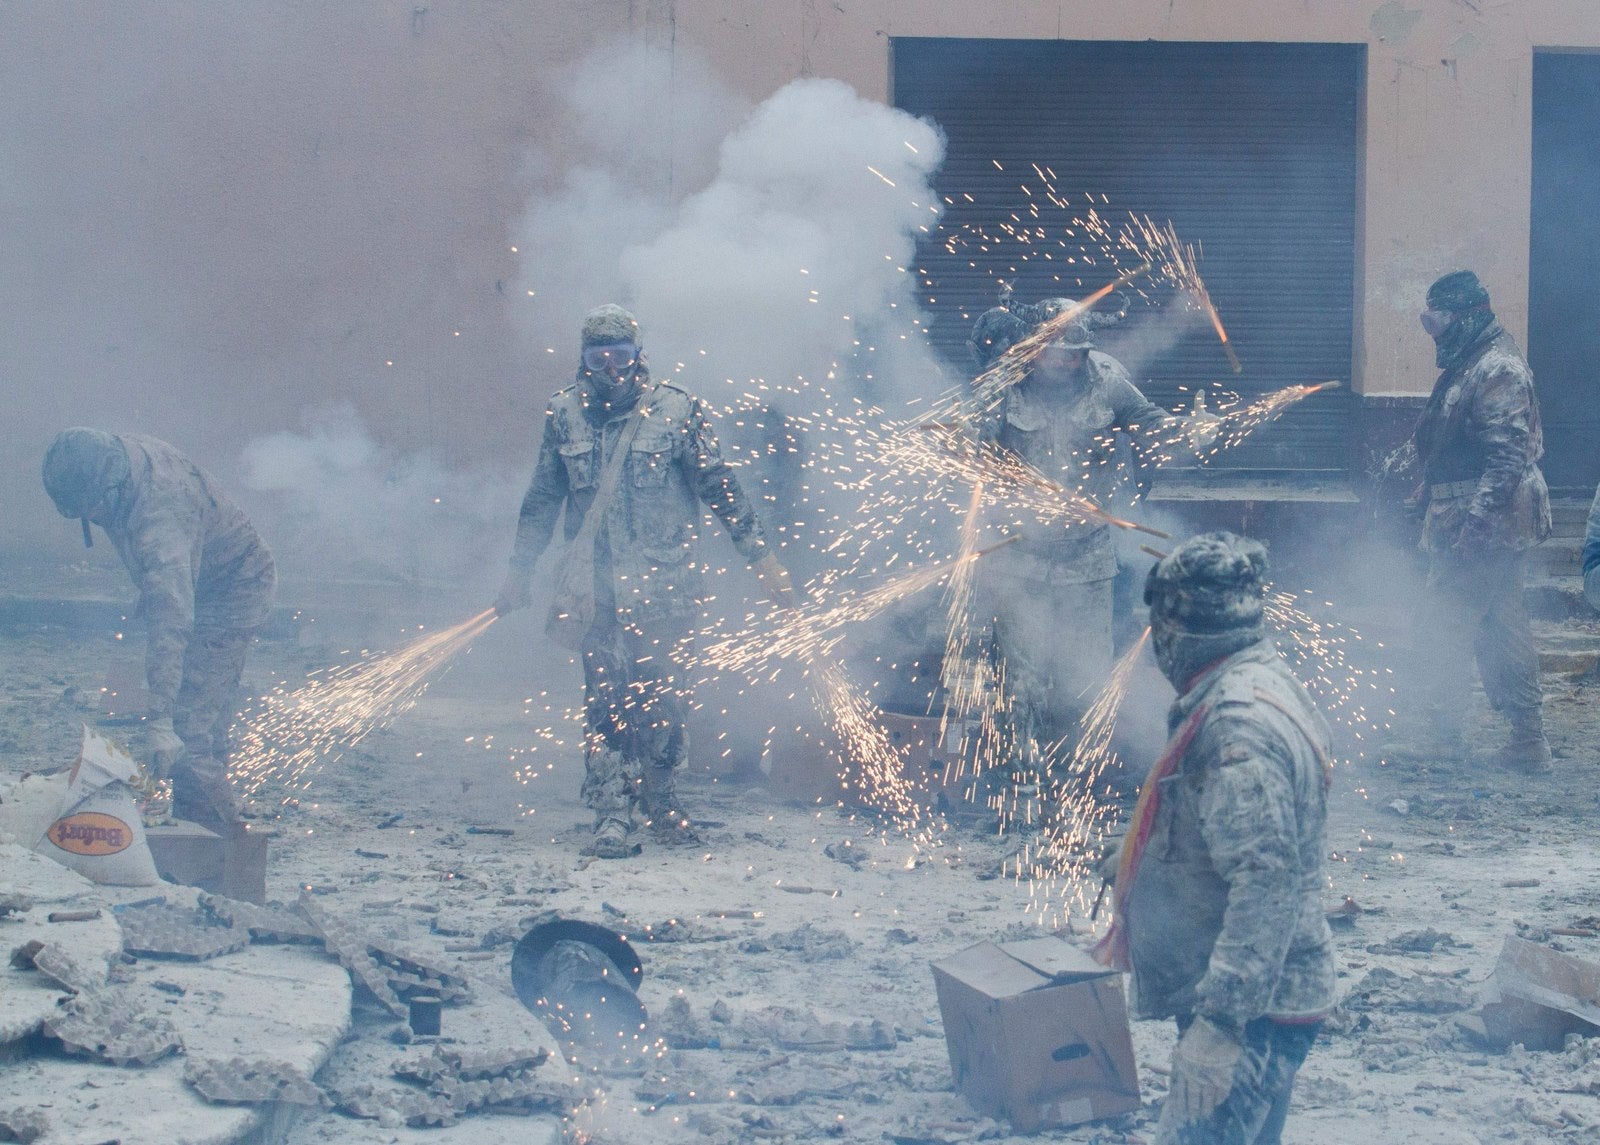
[5,0,1593,565]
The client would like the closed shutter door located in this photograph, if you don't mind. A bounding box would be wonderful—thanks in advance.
[893,38,1361,477]
[1530,50,1600,494]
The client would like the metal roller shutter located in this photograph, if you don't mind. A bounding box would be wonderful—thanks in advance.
[1530,50,1600,494]
[893,38,1362,478]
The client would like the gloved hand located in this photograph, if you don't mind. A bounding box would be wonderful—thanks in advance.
[1095,839,1124,884]
[494,568,532,616]
[1166,1015,1243,1124]
[142,716,186,776]
[753,552,798,609]
[1185,392,1224,453]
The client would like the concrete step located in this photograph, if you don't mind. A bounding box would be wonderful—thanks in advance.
[1526,576,1594,622]
[1535,620,1600,676]
[1549,496,1593,533]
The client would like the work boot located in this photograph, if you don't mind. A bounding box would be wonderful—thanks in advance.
[1491,710,1553,774]
[639,766,701,846]
[171,759,244,835]
[584,815,640,859]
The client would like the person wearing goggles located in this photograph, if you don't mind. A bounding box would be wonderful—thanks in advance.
[581,341,639,376]
[1383,270,1553,773]
[494,304,796,858]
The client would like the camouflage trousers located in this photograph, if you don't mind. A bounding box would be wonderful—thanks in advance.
[986,559,1114,760]
[577,613,694,820]
[171,617,256,825]
[1415,548,1542,733]
[1155,1015,1321,1145]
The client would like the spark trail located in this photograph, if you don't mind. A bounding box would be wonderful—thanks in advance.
[233,608,498,803]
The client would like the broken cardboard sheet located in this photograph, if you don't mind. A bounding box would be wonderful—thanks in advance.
[34,726,160,887]
[1479,935,1600,1051]
[931,936,1140,1133]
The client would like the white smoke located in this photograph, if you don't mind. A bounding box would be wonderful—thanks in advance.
[514,43,947,410]
[239,405,521,590]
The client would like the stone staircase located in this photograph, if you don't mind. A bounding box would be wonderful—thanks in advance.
[1529,495,1600,676]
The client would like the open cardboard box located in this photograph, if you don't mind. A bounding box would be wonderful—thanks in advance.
[931,936,1140,1132]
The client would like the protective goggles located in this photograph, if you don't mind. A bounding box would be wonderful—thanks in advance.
[582,342,639,373]
[1419,309,1453,339]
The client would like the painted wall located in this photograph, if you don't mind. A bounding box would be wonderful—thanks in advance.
[663,0,1596,396]
[4,0,1592,565]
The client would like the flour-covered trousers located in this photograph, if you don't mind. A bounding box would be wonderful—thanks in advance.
[985,547,1114,759]
[577,612,694,816]
[1415,548,1542,731]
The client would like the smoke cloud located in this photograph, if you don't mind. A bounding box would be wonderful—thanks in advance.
[514,43,947,411]
[240,406,522,592]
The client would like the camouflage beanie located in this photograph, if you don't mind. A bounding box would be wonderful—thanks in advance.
[42,428,129,519]
[1426,270,1491,314]
[1144,531,1269,634]
[581,304,641,347]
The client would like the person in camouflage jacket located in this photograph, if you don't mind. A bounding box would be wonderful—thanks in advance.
[495,305,792,858]
[1397,270,1553,771]
[971,309,1183,762]
[42,429,276,829]
[1098,532,1334,1145]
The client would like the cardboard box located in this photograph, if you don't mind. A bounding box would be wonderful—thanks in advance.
[145,820,270,904]
[879,709,985,810]
[931,936,1140,1132]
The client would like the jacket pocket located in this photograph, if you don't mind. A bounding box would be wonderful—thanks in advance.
[558,442,597,491]
[629,443,674,487]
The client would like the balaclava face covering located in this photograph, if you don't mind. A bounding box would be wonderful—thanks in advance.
[1425,270,1498,371]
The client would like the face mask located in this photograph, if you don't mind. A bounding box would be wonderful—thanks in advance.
[582,342,639,374]
[1420,309,1453,340]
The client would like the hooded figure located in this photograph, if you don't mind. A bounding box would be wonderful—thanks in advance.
[1389,270,1553,771]
[41,429,276,829]
[495,305,794,858]
[1097,532,1334,1145]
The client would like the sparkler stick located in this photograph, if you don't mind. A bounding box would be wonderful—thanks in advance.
[896,427,1171,539]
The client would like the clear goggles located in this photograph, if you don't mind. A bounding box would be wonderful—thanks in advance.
[1419,309,1453,339]
[582,342,639,373]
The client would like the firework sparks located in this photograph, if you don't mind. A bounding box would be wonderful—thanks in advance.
[232,608,498,803]
[1007,628,1150,928]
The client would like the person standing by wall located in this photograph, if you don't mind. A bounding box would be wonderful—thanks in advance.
[1388,270,1553,771]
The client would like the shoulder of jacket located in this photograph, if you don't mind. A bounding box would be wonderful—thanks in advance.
[1205,666,1259,711]
[649,381,698,404]
[1467,336,1529,377]
[1088,351,1131,380]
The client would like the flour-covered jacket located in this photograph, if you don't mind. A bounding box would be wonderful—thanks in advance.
[1124,639,1336,1028]
[979,352,1173,581]
[101,434,277,719]
[1414,323,1551,554]
[510,378,769,623]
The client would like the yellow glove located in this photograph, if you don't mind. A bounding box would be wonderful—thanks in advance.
[142,716,186,777]
[1164,1016,1243,1125]
[1186,392,1224,453]
[752,552,798,609]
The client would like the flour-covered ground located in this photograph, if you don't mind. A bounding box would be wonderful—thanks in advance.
[4,588,1600,1145]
